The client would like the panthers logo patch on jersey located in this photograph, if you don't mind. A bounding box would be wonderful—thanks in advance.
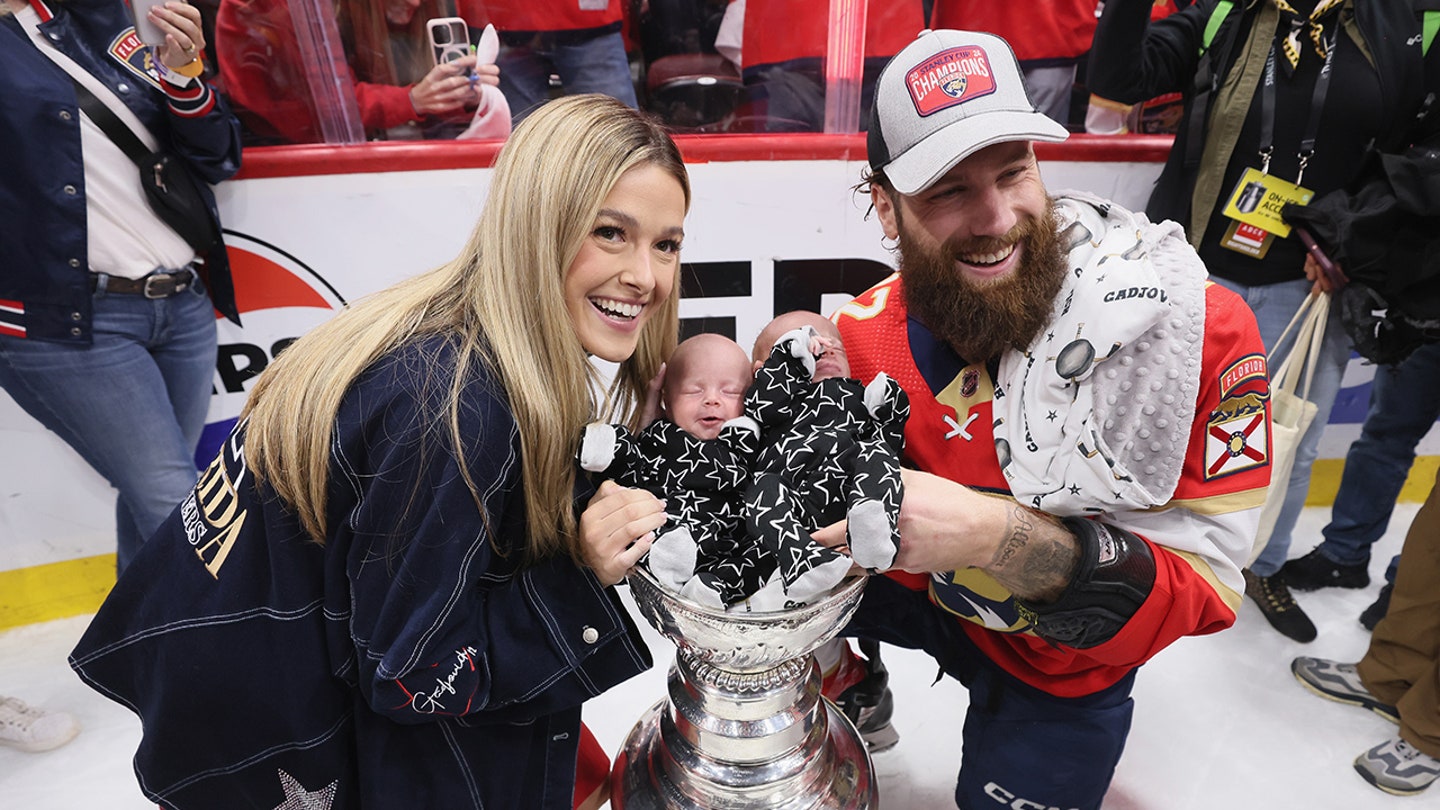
[109,29,164,90]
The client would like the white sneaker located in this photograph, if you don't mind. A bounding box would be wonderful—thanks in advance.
[0,696,80,753]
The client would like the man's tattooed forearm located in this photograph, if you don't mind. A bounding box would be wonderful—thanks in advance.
[991,505,1036,570]
[988,505,1079,602]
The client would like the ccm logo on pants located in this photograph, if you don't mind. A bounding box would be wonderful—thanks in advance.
[984,782,1078,810]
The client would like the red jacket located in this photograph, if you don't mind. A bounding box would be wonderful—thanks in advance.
[739,0,925,70]
[480,0,623,34]
[930,0,1098,63]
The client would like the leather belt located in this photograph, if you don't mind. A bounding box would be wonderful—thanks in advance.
[91,268,195,299]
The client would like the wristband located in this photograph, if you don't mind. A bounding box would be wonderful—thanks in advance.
[1014,517,1156,649]
[172,56,205,78]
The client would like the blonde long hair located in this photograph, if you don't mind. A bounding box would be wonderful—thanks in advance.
[242,95,687,564]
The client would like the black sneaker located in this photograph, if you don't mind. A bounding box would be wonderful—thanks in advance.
[1243,569,1317,642]
[1360,584,1393,631]
[833,639,899,752]
[1281,547,1370,591]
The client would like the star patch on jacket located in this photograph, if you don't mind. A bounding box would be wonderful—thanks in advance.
[271,769,337,810]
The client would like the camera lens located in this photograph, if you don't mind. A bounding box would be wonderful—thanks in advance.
[432,25,454,44]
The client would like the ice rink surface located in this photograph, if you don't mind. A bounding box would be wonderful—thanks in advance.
[1,504,1419,809]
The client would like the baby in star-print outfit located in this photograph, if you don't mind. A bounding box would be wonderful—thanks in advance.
[579,316,908,611]
[579,334,772,606]
[741,312,909,606]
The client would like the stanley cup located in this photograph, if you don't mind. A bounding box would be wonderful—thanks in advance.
[612,567,876,809]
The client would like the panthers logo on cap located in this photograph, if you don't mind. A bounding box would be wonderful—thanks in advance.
[906,45,998,116]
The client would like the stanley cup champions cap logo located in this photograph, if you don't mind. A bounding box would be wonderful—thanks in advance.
[907,45,997,115]
[867,30,1069,195]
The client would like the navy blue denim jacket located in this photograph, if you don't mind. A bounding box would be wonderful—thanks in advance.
[0,0,242,345]
[71,337,653,809]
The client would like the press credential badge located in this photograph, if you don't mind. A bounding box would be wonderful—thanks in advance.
[1218,167,1314,258]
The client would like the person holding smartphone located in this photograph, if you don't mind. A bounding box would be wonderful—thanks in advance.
[0,0,241,754]
[216,0,503,142]
[0,0,241,570]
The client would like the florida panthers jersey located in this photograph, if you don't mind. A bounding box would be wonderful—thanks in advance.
[834,273,1271,697]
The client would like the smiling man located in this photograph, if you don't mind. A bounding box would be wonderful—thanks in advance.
[825,29,1275,810]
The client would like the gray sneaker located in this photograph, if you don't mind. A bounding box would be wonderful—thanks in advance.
[1354,737,1440,795]
[1291,657,1399,724]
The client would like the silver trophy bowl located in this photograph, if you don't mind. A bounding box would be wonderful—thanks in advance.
[612,567,876,809]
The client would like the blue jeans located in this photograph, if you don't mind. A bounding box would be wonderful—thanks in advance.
[1316,342,1440,572]
[496,28,637,123]
[1211,277,1352,576]
[0,277,216,572]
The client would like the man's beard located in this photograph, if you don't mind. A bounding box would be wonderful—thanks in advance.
[898,200,1067,362]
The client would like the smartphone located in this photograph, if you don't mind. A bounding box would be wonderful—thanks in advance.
[1294,226,1348,290]
[427,17,472,70]
[130,0,170,48]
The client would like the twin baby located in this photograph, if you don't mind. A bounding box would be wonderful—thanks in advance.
[579,312,910,611]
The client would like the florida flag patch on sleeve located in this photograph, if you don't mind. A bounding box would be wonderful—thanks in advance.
[1205,354,1270,480]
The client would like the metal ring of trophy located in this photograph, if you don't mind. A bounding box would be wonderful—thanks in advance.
[626,565,868,673]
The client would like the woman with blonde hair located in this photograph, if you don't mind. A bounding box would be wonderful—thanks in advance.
[70,94,687,810]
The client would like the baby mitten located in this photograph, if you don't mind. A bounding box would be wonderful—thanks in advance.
[578,423,619,472]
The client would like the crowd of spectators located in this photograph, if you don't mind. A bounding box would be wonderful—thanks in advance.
[198,0,1199,146]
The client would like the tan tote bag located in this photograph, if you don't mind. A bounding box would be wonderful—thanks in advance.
[1249,291,1329,565]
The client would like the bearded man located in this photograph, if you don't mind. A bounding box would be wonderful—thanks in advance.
[819,29,1275,810]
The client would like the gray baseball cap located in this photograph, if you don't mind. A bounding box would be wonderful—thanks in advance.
[867,29,1070,195]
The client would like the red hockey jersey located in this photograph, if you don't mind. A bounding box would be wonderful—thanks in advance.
[834,272,1270,697]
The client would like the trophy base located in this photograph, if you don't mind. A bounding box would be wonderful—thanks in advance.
[611,696,876,810]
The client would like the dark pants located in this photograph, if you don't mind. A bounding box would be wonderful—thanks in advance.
[843,575,1136,810]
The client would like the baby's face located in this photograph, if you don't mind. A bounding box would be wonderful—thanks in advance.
[754,313,850,382]
[811,335,850,382]
[664,359,750,440]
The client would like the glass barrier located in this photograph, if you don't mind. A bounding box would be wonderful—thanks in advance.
[206,0,1129,147]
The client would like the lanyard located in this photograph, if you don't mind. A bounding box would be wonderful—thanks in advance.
[1257,30,1335,185]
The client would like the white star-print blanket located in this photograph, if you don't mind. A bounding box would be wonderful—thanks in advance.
[993,192,1206,515]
